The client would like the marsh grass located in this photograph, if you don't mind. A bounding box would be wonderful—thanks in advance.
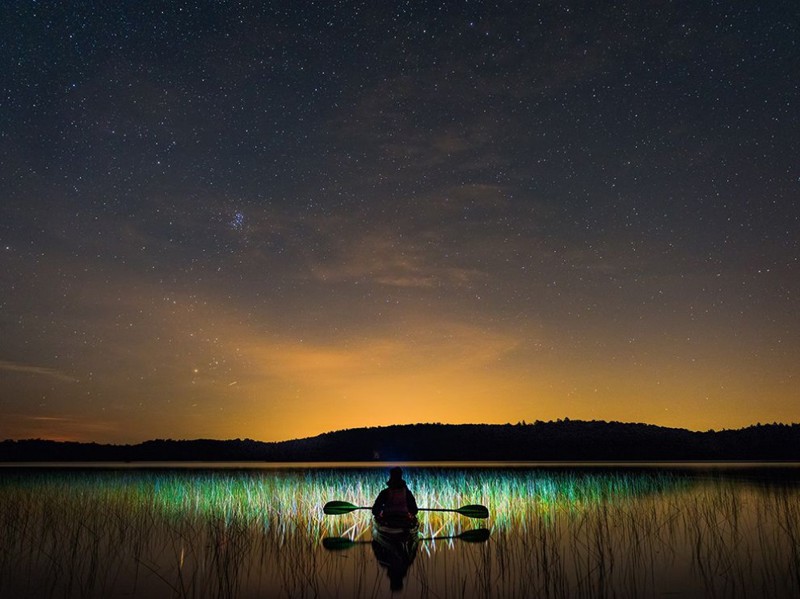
[0,466,798,597]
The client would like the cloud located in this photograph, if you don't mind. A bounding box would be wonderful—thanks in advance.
[0,360,79,383]
[295,182,540,292]
[240,321,521,387]
[217,319,530,437]
[308,228,485,289]
[2,414,119,442]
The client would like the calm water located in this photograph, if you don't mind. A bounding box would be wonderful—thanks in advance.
[1,463,799,598]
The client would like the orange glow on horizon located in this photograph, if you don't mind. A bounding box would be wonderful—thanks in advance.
[2,285,797,444]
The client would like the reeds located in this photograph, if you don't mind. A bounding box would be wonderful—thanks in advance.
[0,466,798,598]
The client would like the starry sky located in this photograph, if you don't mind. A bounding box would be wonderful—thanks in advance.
[1,1,798,443]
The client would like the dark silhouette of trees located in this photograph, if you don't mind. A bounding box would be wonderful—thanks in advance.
[1,421,799,462]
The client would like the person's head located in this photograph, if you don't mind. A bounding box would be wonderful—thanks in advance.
[387,467,405,487]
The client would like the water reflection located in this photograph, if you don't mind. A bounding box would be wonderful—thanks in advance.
[323,526,491,592]
[0,465,798,597]
[371,530,418,591]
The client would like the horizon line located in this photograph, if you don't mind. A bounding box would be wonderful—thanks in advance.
[3,418,798,446]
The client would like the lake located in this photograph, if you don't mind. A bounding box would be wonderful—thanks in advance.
[1,463,798,598]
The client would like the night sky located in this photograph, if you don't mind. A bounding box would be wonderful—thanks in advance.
[1,2,798,443]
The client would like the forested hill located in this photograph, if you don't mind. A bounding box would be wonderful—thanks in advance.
[2,421,800,462]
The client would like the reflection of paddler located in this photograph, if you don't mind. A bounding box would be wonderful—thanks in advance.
[371,468,419,590]
[371,517,419,591]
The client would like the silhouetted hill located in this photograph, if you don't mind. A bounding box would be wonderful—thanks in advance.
[2,420,799,462]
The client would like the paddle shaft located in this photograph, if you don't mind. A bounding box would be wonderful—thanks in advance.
[337,507,466,513]
[323,500,488,518]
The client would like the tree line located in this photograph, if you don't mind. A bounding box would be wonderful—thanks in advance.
[2,420,799,462]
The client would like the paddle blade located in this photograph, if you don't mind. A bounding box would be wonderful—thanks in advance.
[457,528,491,543]
[457,504,490,519]
[323,500,363,515]
[322,536,357,550]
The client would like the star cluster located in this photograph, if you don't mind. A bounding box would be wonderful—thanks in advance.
[1,1,798,442]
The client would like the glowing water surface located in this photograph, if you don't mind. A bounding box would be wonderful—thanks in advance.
[1,463,799,598]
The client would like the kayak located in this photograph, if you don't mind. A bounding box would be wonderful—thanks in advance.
[373,516,419,542]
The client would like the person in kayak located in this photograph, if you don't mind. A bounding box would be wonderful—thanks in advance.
[372,467,418,522]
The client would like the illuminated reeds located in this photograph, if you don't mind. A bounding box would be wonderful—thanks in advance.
[0,466,798,597]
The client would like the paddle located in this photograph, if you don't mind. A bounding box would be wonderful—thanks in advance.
[323,500,489,519]
[418,505,489,518]
[322,528,491,551]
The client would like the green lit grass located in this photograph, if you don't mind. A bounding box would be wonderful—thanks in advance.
[1,466,798,598]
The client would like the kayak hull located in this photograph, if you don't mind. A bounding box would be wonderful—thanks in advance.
[373,516,419,542]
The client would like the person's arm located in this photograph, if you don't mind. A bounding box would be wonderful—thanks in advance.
[406,490,418,516]
[372,489,386,516]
